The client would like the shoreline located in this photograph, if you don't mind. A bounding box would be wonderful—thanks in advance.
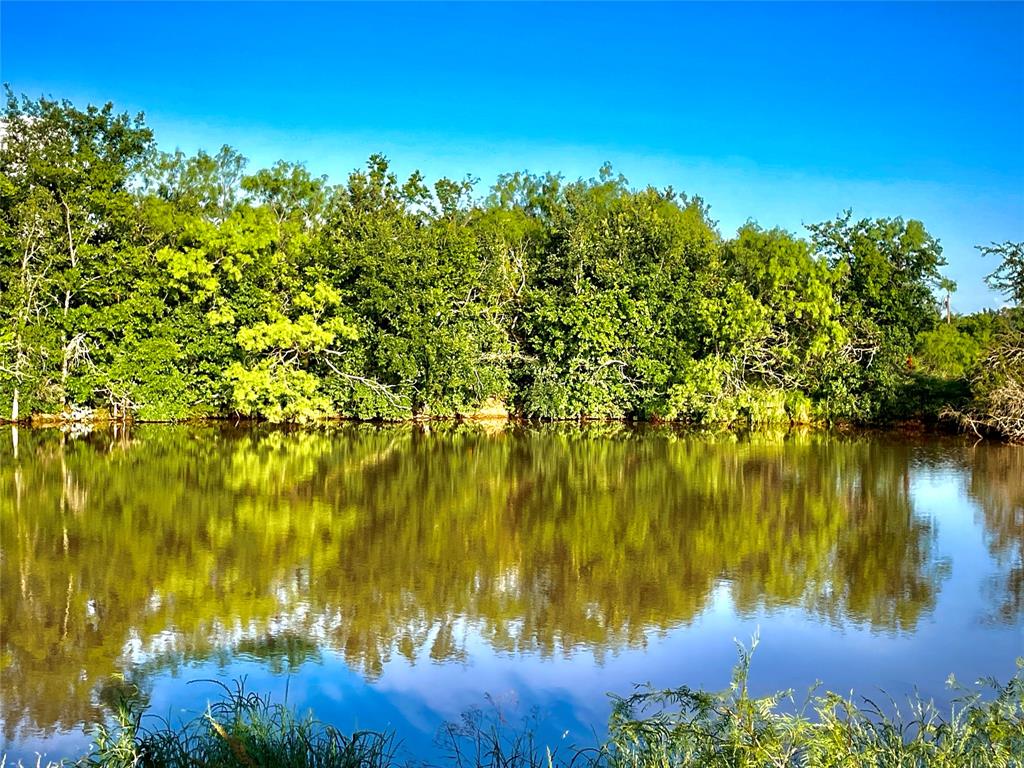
[0,411,971,440]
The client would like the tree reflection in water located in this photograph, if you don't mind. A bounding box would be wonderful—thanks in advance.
[966,444,1024,624]
[1,424,1016,744]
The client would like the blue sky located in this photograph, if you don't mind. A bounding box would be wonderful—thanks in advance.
[3,1,1022,311]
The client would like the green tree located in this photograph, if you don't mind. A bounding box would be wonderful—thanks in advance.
[980,241,1024,306]
[809,214,946,340]
[322,156,511,418]
[0,90,1007,428]
[510,168,739,421]
[723,224,846,400]
[958,242,1024,441]
[807,213,948,419]
[0,88,153,418]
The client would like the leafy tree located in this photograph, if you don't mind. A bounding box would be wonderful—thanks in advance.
[513,169,736,421]
[809,213,945,341]
[723,224,846,397]
[916,321,988,380]
[0,91,996,429]
[323,156,511,418]
[807,213,948,420]
[980,241,1024,306]
[955,242,1024,441]
[938,276,957,323]
[0,88,153,418]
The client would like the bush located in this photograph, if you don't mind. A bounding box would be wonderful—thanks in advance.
[953,325,1024,442]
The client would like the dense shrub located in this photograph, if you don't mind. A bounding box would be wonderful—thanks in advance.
[7,91,1014,433]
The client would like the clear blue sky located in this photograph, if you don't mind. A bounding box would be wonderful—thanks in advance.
[3,1,1022,311]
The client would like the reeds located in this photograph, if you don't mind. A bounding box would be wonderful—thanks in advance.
[9,650,1022,768]
[599,641,1024,767]
[78,679,395,768]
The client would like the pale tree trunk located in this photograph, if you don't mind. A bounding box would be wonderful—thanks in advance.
[61,196,78,407]
[61,347,70,406]
[13,228,37,423]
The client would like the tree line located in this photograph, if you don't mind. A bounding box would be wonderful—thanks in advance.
[2,90,1021,431]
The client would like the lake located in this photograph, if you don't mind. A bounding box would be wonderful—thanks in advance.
[1,423,1021,763]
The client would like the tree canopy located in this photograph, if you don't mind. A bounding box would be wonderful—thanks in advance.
[0,91,990,427]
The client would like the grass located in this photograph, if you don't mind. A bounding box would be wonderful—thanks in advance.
[600,641,1024,768]
[5,643,1023,768]
[82,679,395,768]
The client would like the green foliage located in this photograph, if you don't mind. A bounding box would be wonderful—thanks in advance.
[806,213,948,422]
[0,87,154,419]
[513,174,744,421]
[101,336,193,421]
[21,651,1024,767]
[809,213,945,342]
[981,241,1024,306]
[1,90,994,427]
[916,320,991,380]
[226,359,332,423]
[603,645,1024,768]
[321,156,512,419]
[945,242,1024,442]
[80,680,395,768]
[724,224,846,392]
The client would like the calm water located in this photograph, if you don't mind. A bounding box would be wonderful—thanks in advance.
[1,424,1022,762]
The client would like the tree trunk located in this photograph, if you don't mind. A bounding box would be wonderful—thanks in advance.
[11,387,18,423]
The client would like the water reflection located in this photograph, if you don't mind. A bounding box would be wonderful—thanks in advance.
[0,424,1019,750]
[965,445,1024,623]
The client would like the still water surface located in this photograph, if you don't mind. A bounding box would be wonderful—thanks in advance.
[1,424,1022,762]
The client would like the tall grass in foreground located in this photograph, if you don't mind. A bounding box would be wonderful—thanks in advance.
[87,679,395,768]
[601,645,1023,768]
[7,649,1023,768]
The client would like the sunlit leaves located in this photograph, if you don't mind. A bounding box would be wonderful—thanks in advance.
[226,359,332,422]
[1,91,973,426]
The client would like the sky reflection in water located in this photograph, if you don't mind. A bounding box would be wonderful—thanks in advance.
[1,424,1021,762]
